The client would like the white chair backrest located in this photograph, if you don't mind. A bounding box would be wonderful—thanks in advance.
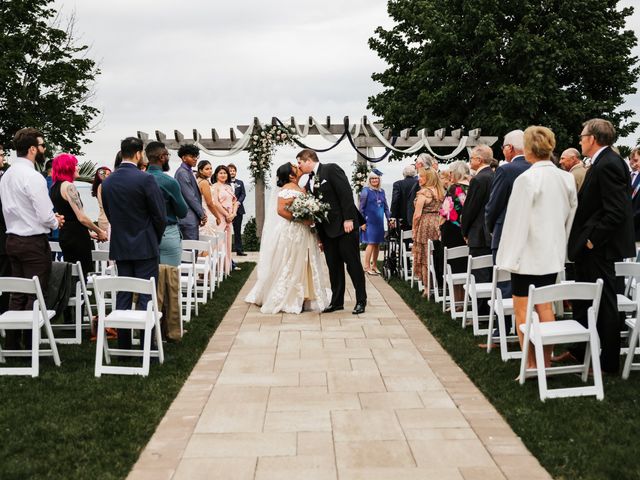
[0,276,38,295]
[400,230,413,242]
[490,265,511,286]
[444,245,469,262]
[182,239,211,251]
[528,280,603,319]
[91,250,110,262]
[181,250,196,264]
[615,262,640,278]
[469,254,493,271]
[92,276,156,297]
[49,241,62,253]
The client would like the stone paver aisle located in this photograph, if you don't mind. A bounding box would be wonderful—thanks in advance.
[128,268,551,480]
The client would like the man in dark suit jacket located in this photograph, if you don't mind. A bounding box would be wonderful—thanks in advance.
[297,149,366,314]
[568,119,635,374]
[485,130,531,260]
[228,163,247,256]
[102,137,167,349]
[629,148,640,242]
[390,164,418,230]
[462,145,495,284]
[174,144,205,240]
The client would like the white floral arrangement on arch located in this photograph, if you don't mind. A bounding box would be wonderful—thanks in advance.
[248,124,296,183]
[351,160,372,195]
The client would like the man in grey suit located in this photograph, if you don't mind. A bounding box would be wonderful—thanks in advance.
[174,144,206,240]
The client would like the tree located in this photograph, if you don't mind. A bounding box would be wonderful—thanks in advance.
[368,0,639,152]
[0,1,100,154]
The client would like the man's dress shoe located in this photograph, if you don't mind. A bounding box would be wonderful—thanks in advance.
[323,305,344,313]
[352,302,366,315]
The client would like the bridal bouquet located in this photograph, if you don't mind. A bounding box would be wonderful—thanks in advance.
[287,193,330,229]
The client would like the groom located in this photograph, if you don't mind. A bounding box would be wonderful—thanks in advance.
[297,149,367,314]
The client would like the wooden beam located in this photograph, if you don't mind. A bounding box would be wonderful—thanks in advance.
[326,116,331,128]
[137,131,149,141]
[468,128,481,140]
[155,130,166,142]
[451,129,461,140]
[400,128,411,140]
[174,130,184,142]
[434,128,446,140]
[211,128,219,141]
[193,129,201,141]
[229,128,236,142]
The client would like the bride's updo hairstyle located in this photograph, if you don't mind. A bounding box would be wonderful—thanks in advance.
[276,162,298,188]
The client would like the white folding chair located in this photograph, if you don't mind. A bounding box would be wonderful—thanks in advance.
[615,261,640,314]
[461,254,494,335]
[442,245,469,319]
[179,249,197,325]
[485,267,519,361]
[426,240,443,303]
[518,280,604,401]
[400,230,414,283]
[214,230,228,282]
[49,241,64,261]
[198,234,218,297]
[182,239,211,306]
[91,249,117,277]
[622,294,640,379]
[0,276,61,376]
[93,276,164,377]
[51,261,93,344]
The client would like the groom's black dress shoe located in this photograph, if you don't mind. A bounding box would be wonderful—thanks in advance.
[323,305,344,313]
[352,302,366,315]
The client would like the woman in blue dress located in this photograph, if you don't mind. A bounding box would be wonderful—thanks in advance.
[359,171,392,275]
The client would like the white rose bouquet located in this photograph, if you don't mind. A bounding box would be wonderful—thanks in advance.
[287,193,330,232]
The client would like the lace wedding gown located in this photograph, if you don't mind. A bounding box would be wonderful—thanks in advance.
[245,188,330,314]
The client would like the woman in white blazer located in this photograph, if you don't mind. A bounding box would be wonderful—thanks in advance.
[497,126,578,369]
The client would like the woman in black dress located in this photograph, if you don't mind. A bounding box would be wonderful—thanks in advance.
[50,154,108,277]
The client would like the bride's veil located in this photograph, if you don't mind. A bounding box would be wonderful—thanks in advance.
[245,185,286,304]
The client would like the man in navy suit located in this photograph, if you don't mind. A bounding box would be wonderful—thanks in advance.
[228,163,247,256]
[568,119,635,373]
[390,164,418,231]
[175,144,205,240]
[102,137,167,349]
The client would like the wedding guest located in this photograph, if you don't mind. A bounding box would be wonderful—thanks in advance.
[50,153,107,277]
[359,170,392,275]
[559,148,587,193]
[0,128,64,349]
[439,160,469,307]
[146,141,187,342]
[461,145,494,284]
[175,144,205,240]
[114,151,123,169]
[0,145,10,316]
[92,166,112,240]
[568,118,635,374]
[390,164,417,232]
[101,136,166,350]
[412,168,444,295]
[211,165,237,274]
[497,126,577,369]
[196,160,220,238]
[408,153,436,225]
[630,148,640,245]
[228,163,247,256]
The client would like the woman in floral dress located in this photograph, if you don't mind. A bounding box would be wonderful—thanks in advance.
[439,161,470,305]
[412,168,445,296]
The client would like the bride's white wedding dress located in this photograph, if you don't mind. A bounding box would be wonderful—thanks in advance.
[245,188,330,314]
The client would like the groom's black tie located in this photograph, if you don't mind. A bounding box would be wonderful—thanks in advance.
[306,171,314,193]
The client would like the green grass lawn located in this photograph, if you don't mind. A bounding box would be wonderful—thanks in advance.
[386,275,640,480]
[0,263,254,480]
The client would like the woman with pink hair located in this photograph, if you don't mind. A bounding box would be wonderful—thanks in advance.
[49,153,107,277]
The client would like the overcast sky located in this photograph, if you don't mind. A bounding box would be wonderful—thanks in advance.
[55,0,640,185]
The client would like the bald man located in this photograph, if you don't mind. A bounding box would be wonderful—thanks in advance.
[559,148,586,192]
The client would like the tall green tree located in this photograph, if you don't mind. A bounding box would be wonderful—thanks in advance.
[0,1,100,154]
[368,0,639,151]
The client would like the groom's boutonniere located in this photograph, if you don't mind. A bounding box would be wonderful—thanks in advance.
[320,179,328,186]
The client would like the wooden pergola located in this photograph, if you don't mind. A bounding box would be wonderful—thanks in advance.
[137,116,497,236]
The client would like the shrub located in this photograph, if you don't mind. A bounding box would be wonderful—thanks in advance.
[242,217,260,251]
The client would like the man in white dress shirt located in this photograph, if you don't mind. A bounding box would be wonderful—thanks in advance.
[0,128,64,349]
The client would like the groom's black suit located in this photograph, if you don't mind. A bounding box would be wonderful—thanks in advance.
[311,163,366,307]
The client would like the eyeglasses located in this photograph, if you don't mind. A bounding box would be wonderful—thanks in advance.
[501,144,512,150]
[579,133,593,141]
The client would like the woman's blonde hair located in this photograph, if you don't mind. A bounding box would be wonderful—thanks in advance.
[419,167,444,199]
[524,125,556,160]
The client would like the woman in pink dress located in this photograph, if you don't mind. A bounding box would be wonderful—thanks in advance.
[211,165,238,274]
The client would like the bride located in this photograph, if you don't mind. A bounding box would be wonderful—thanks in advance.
[245,161,330,314]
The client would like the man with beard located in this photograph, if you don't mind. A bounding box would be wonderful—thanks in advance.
[146,141,188,341]
[0,128,64,349]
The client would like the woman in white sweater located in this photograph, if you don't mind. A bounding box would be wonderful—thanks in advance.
[496,126,578,369]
